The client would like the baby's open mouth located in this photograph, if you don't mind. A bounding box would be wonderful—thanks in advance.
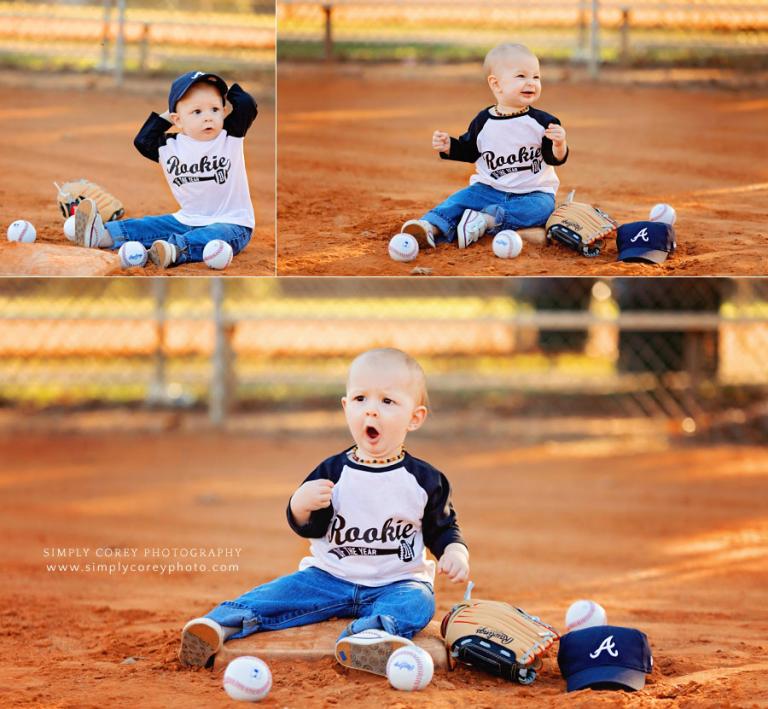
[365,425,380,442]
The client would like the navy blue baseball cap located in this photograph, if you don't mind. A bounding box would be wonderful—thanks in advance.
[168,71,228,112]
[557,625,653,692]
[617,221,676,264]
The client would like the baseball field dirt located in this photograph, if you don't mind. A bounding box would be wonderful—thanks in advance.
[0,75,274,276]
[277,64,768,276]
[1,430,766,707]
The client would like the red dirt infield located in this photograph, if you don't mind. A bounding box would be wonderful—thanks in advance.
[0,74,274,276]
[277,64,768,276]
[1,429,766,707]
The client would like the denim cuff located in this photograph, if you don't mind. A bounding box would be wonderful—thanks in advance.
[104,221,126,250]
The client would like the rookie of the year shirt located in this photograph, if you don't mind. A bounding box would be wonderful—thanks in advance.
[442,105,569,195]
[287,451,466,587]
[133,83,257,228]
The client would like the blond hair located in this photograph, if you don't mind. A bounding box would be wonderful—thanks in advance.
[348,348,429,410]
[483,42,537,77]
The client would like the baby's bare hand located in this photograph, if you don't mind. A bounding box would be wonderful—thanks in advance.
[437,549,470,583]
[292,479,334,513]
[432,130,450,152]
[544,123,567,145]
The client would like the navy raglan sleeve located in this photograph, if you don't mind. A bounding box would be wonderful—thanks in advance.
[421,469,466,559]
[537,112,569,166]
[223,83,258,138]
[286,453,343,538]
[133,113,173,163]
[440,111,488,164]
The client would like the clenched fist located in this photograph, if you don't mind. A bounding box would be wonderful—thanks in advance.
[290,479,334,526]
[437,542,470,583]
[432,130,450,152]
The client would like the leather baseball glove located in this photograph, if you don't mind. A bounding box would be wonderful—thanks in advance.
[55,179,124,223]
[546,193,617,258]
[441,596,559,685]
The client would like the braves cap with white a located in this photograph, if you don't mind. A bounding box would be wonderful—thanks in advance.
[617,221,676,264]
[557,625,653,692]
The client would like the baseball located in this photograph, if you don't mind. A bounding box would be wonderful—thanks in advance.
[565,600,608,632]
[386,646,434,691]
[492,230,523,259]
[63,215,76,242]
[203,239,234,270]
[649,203,677,226]
[223,656,272,702]
[388,233,419,262]
[118,241,148,269]
[7,220,36,243]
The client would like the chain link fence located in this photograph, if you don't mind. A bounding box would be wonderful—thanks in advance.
[1,277,766,443]
[277,0,768,72]
[0,0,275,80]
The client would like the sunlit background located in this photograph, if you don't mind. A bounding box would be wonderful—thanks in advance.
[1,277,765,443]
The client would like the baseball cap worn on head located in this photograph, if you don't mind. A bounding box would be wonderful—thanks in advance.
[557,625,653,692]
[169,71,228,112]
[617,221,676,264]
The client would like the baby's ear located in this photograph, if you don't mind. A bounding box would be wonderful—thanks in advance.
[408,405,428,431]
[487,73,500,94]
[169,112,182,128]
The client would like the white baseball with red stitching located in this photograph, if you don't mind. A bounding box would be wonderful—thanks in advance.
[649,203,677,226]
[203,239,234,270]
[223,656,272,701]
[7,220,37,243]
[388,233,419,262]
[492,230,523,259]
[565,600,607,632]
[386,646,434,691]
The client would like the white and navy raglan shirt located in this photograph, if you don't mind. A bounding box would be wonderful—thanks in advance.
[287,450,466,587]
[133,84,257,228]
[442,106,569,195]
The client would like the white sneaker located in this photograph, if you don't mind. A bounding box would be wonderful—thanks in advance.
[456,209,488,249]
[401,219,436,248]
[179,617,224,668]
[148,240,178,268]
[334,629,414,676]
[74,198,105,248]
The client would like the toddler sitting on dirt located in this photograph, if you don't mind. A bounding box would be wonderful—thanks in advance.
[73,71,257,268]
[179,348,469,676]
[401,42,568,249]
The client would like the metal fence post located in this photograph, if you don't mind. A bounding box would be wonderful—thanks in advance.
[149,279,167,405]
[114,0,126,86]
[620,7,631,66]
[139,23,150,73]
[210,279,233,427]
[589,0,600,80]
[98,0,113,73]
[323,4,334,63]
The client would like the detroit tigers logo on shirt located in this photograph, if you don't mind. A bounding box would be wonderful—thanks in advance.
[589,635,619,659]
[630,228,650,243]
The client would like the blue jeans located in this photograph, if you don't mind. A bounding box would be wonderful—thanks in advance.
[205,567,435,642]
[105,214,252,266]
[423,183,555,244]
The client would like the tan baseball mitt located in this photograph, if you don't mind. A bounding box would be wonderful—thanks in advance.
[441,598,559,685]
[546,192,617,257]
[55,179,124,223]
